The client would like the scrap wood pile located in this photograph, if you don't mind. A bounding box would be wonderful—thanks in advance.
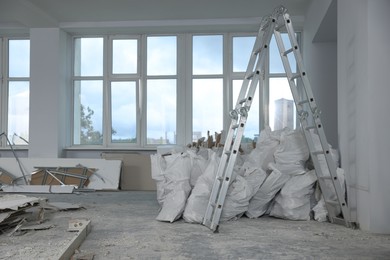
[151,126,345,224]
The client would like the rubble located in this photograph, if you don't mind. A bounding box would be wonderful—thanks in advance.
[151,127,345,225]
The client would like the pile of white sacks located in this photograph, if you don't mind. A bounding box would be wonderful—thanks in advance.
[151,126,345,224]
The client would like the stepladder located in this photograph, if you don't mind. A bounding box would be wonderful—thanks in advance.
[202,5,355,232]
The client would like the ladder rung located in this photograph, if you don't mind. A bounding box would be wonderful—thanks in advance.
[283,47,294,56]
[239,98,248,104]
[253,47,262,55]
[298,99,309,105]
[312,150,324,155]
[318,175,332,180]
[325,200,343,207]
[246,70,260,80]
[232,124,240,129]
[305,125,316,130]
[290,73,301,80]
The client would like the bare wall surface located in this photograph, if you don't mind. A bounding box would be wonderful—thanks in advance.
[303,0,338,148]
[338,0,390,233]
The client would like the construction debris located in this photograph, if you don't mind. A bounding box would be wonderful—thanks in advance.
[151,127,344,225]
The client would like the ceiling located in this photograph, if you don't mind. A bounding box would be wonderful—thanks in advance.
[0,0,312,33]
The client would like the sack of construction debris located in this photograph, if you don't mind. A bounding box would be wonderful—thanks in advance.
[183,150,220,223]
[220,167,267,221]
[246,163,290,218]
[151,152,192,222]
[244,126,280,171]
[274,129,309,175]
[187,148,210,188]
[269,169,317,220]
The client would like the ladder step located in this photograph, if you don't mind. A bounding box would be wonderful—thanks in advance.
[318,175,332,180]
[325,200,345,207]
[298,99,309,105]
[283,47,294,56]
[239,98,248,104]
[305,125,316,130]
[232,124,240,129]
[290,73,301,80]
[312,150,325,156]
[246,70,260,79]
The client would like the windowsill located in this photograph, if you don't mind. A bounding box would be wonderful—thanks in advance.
[64,146,157,152]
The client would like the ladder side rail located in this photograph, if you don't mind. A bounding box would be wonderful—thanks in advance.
[279,13,352,224]
[235,28,265,108]
[203,120,237,226]
[244,20,276,105]
[207,117,247,230]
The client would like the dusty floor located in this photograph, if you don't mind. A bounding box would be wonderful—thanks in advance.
[1,191,390,259]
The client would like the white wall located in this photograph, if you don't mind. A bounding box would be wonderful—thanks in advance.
[29,28,71,158]
[303,0,338,148]
[338,0,390,233]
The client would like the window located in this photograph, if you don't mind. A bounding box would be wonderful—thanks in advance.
[146,36,177,145]
[192,35,223,141]
[71,32,300,148]
[0,38,30,147]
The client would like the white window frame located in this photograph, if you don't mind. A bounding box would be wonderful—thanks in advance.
[70,31,302,149]
[0,36,30,148]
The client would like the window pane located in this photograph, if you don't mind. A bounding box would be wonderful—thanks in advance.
[74,38,103,76]
[233,80,259,143]
[111,82,137,143]
[147,79,176,144]
[112,39,137,74]
[233,36,255,72]
[270,34,296,73]
[8,39,30,77]
[147,36,176,76]
[73,80,103,145]
[8,81,29,144]
[193,35,223,75]
[269,78,296,131]
[193,78,223,141]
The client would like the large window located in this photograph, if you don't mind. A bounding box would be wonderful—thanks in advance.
[71,32,299,148]
[0,38,30,147]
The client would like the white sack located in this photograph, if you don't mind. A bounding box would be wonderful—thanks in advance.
[150,153,168,206]
[246,163,290,218]
[187,149,210,188]
[183,151,220,223]
[244,126,280,171]
[274,129,309,175]
[220,167,267,221]
[154,152,192,222]
[269,170,317,220]
[312,197,328,222]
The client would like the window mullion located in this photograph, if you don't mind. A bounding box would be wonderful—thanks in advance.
[139,34,147,147]
[103,36,110,147]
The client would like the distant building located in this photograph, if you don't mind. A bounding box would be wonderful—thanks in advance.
[274,98,294,130]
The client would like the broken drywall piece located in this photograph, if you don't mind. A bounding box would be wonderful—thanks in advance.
[44,202,84,211]
[0,194,45,211]
[2,185,75,194]
[0,167,16,185]
[30,166,96,188]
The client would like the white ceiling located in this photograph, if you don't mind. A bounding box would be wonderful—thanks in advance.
[0,0,312,33]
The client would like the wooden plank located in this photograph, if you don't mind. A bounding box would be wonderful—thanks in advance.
[58,219,91,260]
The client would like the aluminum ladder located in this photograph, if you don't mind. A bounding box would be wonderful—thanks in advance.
[203,5,355,232]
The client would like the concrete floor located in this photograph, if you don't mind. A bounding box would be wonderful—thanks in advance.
[1,191,390,259]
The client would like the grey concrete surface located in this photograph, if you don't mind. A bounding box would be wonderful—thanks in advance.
[1,191,389,259]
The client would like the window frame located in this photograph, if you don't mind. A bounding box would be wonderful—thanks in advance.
[70,31,302,149]
[0,36,30,148]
